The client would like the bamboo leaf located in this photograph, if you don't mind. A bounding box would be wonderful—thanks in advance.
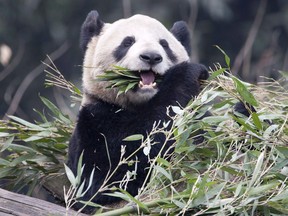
[40,96,71,124]
[220,166,243,176]
[1,136,14,152]
[249,151,264,187]
[154,165,173,182]
[248,181,279,196]
[0,132,10,137]
[118,189,150,214]
[232,115,259,134]
[0,158,10,166]
[76,151,84,185]
[125,82,138,93]
[64,163,76,187]
[202,116,230,124]
[76,179,86,198]
[267,201,288,214]
[251,112,262,130]
[214,45,231,68]
[41,96,62,115]
[123,134,144,141]
[270,189,288,201]
[0,167,16,178]
[24,131,52,142]
[208,67,227,80]
[156,157,171,167]
[276,146,288,158]
[82,167,95,197]
[10,153,36,166]
[232,77,258,106]
[172,199,186,208]
[171,106,184,115]
[97,66,162,97]
[7,144,37,153]
[8,116,45,131]
[263,124,278,139]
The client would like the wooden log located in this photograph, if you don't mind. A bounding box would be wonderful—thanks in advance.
[41,173,69,201]
[0,188,86,216]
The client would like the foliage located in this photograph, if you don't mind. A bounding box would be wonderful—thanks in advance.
[64,152,97,211]
[97,66,141,97]
[0,60,76,194]
[1,51,288,215]
[0,95,73,194]
[64,59,288,215]
[44,56,82,106]
[144,70,288,215]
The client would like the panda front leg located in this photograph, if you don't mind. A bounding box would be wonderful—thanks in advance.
[67,101,157,210]
[67,104,123,209]
[151,62,209,109]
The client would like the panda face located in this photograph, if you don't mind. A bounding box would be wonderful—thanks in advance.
[81,12,190,107]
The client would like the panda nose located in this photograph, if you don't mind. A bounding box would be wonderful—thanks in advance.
[139,52,163,65]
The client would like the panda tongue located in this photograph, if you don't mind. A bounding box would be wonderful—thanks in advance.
[140,71,155,85]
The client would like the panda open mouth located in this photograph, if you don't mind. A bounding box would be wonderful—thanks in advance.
[138,70,157,89]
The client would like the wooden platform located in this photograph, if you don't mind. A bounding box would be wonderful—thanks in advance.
[0,188,86,216]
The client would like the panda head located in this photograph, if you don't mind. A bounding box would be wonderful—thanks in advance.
[81,11,191,107]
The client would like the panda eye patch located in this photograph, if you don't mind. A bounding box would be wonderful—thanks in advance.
[159,39,169,48]
[122,36,135,47]
[113,36,135,61]
[159,39,177,63]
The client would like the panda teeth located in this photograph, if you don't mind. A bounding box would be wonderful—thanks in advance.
[139,81,157,88]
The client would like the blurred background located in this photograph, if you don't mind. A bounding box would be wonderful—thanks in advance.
[0,0,287,121]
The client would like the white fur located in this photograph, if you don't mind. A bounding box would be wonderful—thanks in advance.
[82,14,190,108]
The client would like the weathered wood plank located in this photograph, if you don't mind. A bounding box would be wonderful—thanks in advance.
[0,188,86,216]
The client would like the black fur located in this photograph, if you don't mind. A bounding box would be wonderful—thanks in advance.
[113,36,135,61]
[234,102,256,117]
[170,21,191,56]
[67,62,208,212]
[159,39,177,63]
[80,10,104,52]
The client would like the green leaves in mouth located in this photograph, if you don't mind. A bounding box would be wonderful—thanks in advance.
[97,66,162,97]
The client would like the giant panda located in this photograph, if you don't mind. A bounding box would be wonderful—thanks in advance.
[67,10,209,211]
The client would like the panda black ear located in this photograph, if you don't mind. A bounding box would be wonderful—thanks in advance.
[170,21,191,56]
[80,10,104,52]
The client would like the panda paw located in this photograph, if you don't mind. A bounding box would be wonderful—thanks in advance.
[162,62,208,86]
[153,62,209,107]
